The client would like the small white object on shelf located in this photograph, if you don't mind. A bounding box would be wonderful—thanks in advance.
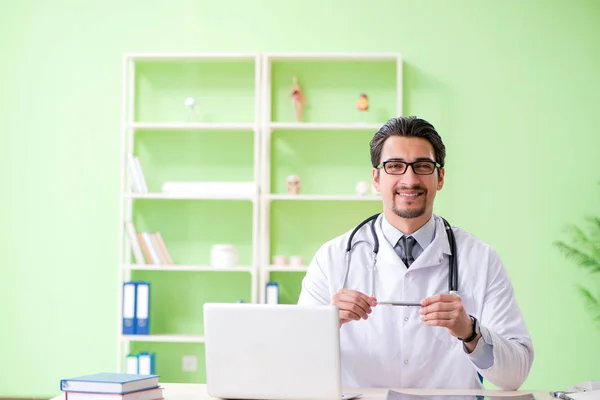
[273,255,287,266]
[289,256,304,266]
[184,96,196,108]
[211,244,239,268]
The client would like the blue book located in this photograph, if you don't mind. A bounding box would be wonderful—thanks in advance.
[60,373,159,394]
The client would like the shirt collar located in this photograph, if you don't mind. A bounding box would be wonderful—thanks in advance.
[381,214,437,251]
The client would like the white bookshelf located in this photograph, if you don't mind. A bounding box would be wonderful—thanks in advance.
[258,52,402,303]
[118,51,402,377]
[118,52,262,371]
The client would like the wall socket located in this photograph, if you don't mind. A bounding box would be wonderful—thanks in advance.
[182,355,198,372]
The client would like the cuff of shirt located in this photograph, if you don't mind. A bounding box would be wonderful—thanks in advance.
[463,325,494,370]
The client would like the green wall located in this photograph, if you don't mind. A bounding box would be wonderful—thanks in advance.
[1,0,599,396]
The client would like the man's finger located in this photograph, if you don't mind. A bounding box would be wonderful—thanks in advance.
[423,319,451,328]
[420,311,453,321]
[420,301,455,315]
[338,293,373,315]
[338,305,364,321]
[337,300,370,320]
[421,293,459,306]
[341,289,377,307]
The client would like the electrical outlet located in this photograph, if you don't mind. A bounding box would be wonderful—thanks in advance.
[182,355,197,372]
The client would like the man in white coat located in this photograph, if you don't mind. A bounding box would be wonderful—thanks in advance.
[298,116,533,390]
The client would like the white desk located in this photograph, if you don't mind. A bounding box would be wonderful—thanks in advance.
[50,383,555,400]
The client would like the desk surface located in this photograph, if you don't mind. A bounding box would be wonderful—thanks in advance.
[51,383,556,400]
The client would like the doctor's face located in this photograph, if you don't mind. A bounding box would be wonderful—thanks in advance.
[372,136,444,222]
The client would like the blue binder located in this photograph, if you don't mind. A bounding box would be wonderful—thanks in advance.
[138,352,156,375]
[122,282,137,335]
[135,281,150,335]
[266,282,279,304]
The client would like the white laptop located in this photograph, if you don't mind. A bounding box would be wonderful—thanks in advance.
[203,302,360,400]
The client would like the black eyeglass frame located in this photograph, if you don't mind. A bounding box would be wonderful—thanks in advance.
[376,159,443,175]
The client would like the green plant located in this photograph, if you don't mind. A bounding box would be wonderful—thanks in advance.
[554,214,600,327]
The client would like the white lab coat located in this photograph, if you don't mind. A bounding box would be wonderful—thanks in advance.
[298,214,533,390]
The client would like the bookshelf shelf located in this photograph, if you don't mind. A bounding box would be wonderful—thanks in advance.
[122,334,206,343]
[125,264,254,273]
[130,122,256,131]
[263,52,400,61]
[265,266,309,272]
[268,194,381,202]
[126,52,259,61]
[125,193,256,201]
[268,122,382,131]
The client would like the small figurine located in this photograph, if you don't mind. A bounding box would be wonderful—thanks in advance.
[184,96,196,110]
[286,174,301,195]
[356,93,369,112]
[184,96,197,122]
[289,76,308,122]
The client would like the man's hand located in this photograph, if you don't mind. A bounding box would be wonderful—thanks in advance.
[331,288,377,326]
[420,293,480,350]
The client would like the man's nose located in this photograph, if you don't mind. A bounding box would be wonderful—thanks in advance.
[400,166,421,185]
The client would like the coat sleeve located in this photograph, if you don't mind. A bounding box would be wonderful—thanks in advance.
[297,245,333,306]
[475,248,534,390]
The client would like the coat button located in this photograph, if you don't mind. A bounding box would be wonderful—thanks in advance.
[404,360,409,364]
[404,317,409,321]
[405,273,410,278]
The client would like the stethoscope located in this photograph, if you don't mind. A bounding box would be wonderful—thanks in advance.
[341,213,458,296]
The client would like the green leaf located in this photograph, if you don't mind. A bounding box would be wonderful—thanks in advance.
[554,241,600,274]
[576,285,600,324]
[563,224,600,264]
[586,216,600,244]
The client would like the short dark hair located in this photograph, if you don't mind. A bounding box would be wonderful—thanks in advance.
[370,116,446,168]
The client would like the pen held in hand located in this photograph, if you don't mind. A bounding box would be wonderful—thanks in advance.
[377,301,422,307]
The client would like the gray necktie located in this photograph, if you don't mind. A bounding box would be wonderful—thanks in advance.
[397,236,417,267]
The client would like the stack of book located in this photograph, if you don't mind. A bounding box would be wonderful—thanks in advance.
[60,373,163,400]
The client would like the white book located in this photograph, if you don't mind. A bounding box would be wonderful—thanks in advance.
[127,154,142,193]
[141,232,161,264]
[125,222,146,264]
[134,156,148,193]
[154,232,174,264]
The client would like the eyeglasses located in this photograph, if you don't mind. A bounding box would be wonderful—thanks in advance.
[376,159,441,175]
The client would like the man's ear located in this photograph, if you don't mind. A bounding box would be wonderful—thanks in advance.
[437,168,445,191]
[372,168,380,192]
